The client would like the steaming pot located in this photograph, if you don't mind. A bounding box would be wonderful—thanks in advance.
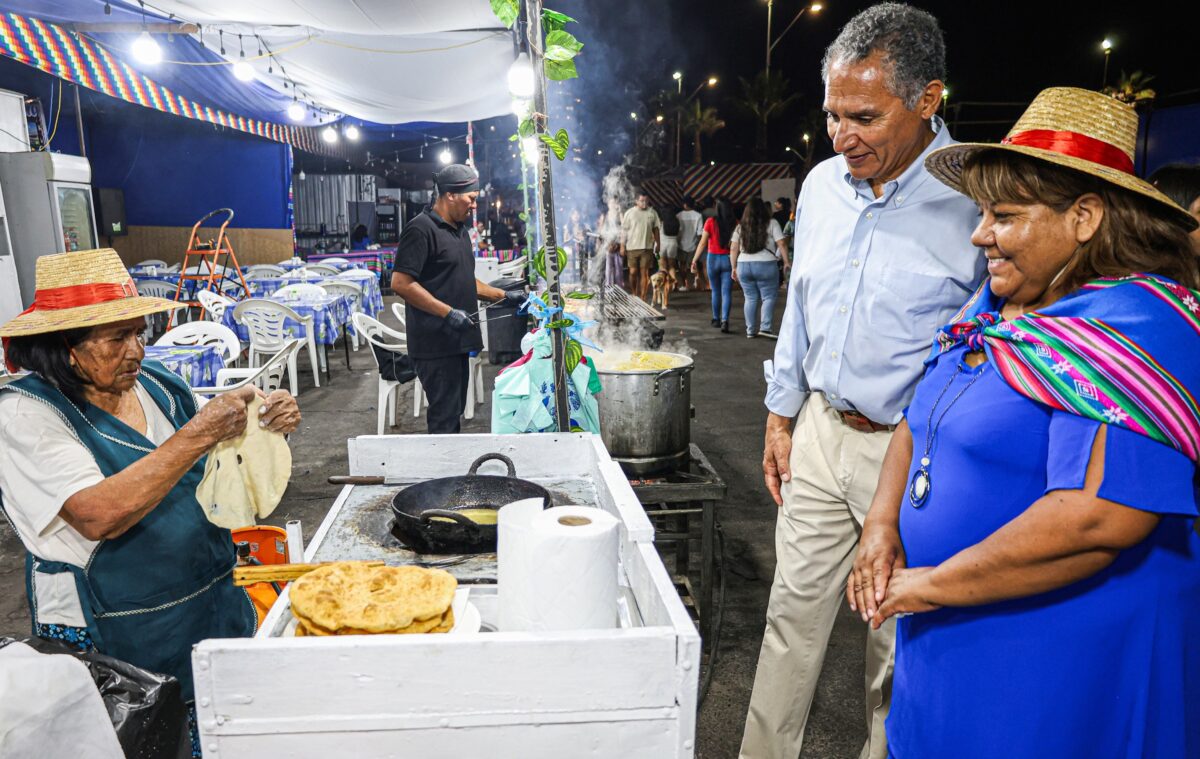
[595,352,694,474]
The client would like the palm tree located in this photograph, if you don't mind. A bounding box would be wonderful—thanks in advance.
[1104,70,1156,109]
[648,88,690,165]
[681,101,725,164]
[736,70,800,159]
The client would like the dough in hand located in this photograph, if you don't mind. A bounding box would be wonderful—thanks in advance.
[195,403,292,529]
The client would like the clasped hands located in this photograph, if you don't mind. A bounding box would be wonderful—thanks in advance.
[846,521,941,629]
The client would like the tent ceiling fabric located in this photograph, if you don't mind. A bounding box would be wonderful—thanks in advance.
[142,0,515,124]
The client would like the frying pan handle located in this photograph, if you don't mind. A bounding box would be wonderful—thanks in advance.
[467,452,517,478]
[420,510,482,536]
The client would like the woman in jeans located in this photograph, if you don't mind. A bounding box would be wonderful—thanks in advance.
[690,198,738,331]
[731,198,790,337]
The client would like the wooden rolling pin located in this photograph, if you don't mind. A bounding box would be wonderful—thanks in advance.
[233,561,384,587]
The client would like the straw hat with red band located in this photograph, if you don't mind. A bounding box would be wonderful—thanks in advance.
[0,248,181,340]
[925,87,1198,232]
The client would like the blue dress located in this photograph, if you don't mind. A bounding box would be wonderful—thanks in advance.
[887,338,1200,758]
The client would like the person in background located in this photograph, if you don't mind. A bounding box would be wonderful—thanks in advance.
[690,198,738,332]
[677,196,704,292]
[743,5,985,758]
[859,86,1200,759]
[1149,163,1200,249]
[658,205,682,291]
[390,165,523,434]
[489,213,514,251]
[620,191,662,302]
[350,223,371,250]
[599,199,626,289]
[772,197,792,228]
[731,198,789,338]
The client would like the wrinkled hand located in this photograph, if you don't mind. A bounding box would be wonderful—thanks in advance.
[444,308,473,332]
[762,414,794,507]
[871,567,941,630]
[256,390,301,435]
[847,521,906,621]
[189,385,256,446]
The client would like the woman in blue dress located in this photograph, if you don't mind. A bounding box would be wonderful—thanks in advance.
[847,88,1200,758]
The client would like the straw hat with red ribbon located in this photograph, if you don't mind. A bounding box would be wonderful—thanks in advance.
[925,87,1198,231]
[1,248,181,368]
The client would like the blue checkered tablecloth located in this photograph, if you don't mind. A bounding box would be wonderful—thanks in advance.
[244,276,382,317]
[143,346,224,387]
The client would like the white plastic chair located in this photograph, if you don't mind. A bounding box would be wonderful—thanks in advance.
[320,281,364,349]
[408,358,480,420]
[272,283,326,301]
[305,264,339,276]
[163,263,181,273]
[192,340,303,397]
[183,263,228,277]
[136,258,168,268]
[244,268,281,281]
[196,290,235,322]
[353,312,419,435]
[136,280,178,335]
[246,264,285,277]
[154,321,242,366]
[319,257,349,265]
[233,299,320,394]
[390,301,407,328]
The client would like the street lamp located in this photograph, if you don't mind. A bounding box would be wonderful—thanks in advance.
[767,1,822,74]
[1101,38,1114,88]
[673,70,683,95]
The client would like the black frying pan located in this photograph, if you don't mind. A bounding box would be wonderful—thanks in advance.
[389,453,551,554]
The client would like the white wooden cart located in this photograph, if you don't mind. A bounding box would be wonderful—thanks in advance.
[194,434,700,758]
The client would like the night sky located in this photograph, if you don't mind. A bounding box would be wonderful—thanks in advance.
[557,0,1195,166]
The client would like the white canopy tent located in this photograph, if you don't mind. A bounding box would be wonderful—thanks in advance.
[146,0,516,124]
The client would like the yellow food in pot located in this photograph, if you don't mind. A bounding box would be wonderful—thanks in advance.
[427,508,499,525]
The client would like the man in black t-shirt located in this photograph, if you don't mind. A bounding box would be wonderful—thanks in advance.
[390,165,523,433]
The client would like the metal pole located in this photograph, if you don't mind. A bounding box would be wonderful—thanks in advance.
[765,0,773,74]
[524,0,570,432]
[467,121,477,229]
[675,76,682,167]
[73,82,86,157]
[1102,51,1111,89]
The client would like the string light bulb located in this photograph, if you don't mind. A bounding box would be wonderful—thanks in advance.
[507,53,535,98]
[438,148,453,165]
[131,31,162,65]
[344,124,361,141]
[232,61,254,81]
[287,100,305,121]
[322,125,338,144]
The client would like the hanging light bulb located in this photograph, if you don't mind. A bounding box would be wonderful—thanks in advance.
[322,126,338,143]
[298,169,306,181]
[438,148,453,165]
[511,98,532,117]
[287,100,305,121]
[344,125,361,141]
[131,31,162,65]
[521,136,539,162]
[507,53,535,99]
[232,61,255,81]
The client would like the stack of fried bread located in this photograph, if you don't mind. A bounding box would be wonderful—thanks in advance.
[289,562,457,636]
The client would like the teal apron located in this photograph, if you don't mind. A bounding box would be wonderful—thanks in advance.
[0,361,257,698]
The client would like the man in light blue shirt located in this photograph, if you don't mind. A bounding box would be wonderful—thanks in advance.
[741,5,985,759]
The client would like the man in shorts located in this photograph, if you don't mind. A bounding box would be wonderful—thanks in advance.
[620,190,661,301]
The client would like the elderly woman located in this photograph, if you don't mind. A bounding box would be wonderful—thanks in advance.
[0,249,300,712]
[847,88,1200,757]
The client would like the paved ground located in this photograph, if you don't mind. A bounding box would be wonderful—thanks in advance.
[0,288,869,758]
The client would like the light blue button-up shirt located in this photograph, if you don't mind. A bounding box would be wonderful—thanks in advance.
[765,119,985,424]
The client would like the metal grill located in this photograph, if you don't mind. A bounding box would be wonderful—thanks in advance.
[597,285,664,321]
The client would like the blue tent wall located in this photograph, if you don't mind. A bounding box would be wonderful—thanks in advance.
[1,54,291,230]
[1140,103,1200,176]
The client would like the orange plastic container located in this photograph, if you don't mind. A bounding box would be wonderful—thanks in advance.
[231,526,290,625]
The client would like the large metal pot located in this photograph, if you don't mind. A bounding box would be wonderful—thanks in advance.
[595,352,694,475]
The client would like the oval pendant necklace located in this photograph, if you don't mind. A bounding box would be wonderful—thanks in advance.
[908,363,985,508]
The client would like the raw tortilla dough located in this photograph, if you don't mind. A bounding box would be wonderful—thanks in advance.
[195,403,291,529]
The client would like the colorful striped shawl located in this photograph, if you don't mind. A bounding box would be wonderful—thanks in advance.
[931,275,1200,462]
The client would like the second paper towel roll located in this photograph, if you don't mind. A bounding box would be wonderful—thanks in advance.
[497,498,620,632]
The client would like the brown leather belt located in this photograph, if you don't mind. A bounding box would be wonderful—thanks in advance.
[836,410,896,433]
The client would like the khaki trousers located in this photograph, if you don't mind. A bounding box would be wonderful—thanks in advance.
[740,394,896,759]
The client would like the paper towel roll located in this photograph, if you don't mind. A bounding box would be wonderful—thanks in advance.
[497,498,621,632]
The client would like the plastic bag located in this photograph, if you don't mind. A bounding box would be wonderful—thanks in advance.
[1,637,190,759]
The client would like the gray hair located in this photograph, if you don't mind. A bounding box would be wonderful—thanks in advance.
[821,3,946,110]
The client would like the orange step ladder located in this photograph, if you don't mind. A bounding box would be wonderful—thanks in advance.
[169,208,252,326]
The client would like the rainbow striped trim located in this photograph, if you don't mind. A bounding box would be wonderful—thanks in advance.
[936,275,1200,462]
[0,12,336,155]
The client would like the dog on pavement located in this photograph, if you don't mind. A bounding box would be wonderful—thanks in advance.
[650,269,676,310]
